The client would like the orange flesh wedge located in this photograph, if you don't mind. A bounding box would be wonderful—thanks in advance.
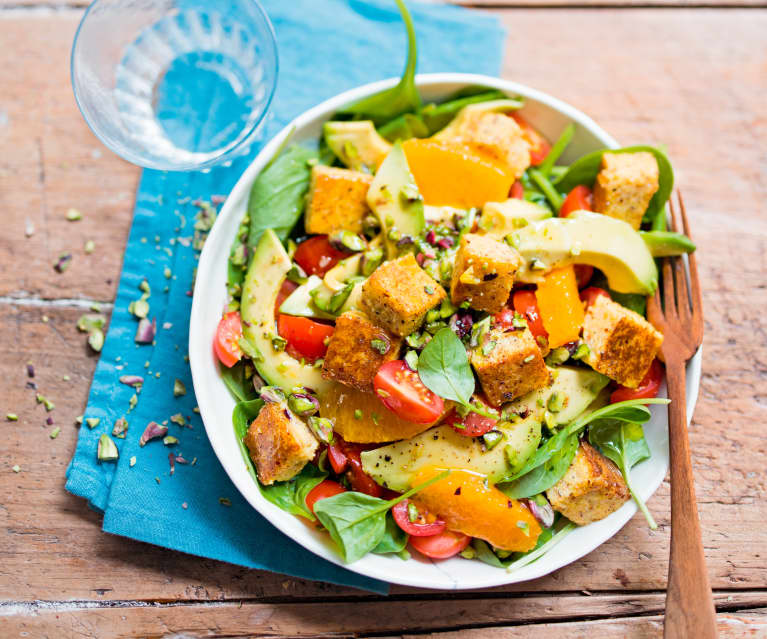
[402,138,515,209]
[535,265,585,349]
[411,467,542,552]
[319,382,447,443]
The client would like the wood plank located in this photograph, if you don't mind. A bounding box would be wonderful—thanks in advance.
[459,0,767,6]
[0,6,766,607]
[1,596,766,638]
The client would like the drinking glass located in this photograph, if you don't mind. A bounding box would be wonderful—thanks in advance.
[71,0,278,171]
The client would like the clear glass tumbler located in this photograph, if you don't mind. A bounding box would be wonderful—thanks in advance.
[71,0,278,171]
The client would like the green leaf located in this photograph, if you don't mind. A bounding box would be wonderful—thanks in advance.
[500,432,579,499]
[472,522,573,571]
[589,420,657,528]
[247,145,319,248]
[335,0,420,125]
[537,123,575,177]
[417,327,474,405]
[232,398,264,485]
[221,361,258,402]
[554,145,674,229]
[372,513,409,555]
[639,230,696,257]
[258,463,328,522]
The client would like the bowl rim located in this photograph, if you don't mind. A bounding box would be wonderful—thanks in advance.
[190,72,701,589]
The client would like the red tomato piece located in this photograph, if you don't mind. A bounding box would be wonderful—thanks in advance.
[392,499,446,537]
[305,480,347,516]
[560,185,593,217]
[510,180,525,199]
[214,311,243,368]
[510,113,551,166]
[574,265,595,289]
[410,529,471,559]
[293,236,347,276]
[511,290,548,341]
[346,448,384,498]
[579,286,611,310]
[327,443,349,475]
[611,359,664,403]
[444,407,497,438]
[275,279,299,318]
[373,361,445,425]
[277,314,334,363]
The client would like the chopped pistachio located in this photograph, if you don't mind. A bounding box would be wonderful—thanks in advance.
[112,417,129,438]
[88,329,105,352]
[42,315,49,323]
[370,338,390,355]
[481,429,505,451]
[84,240,95,254]
[85,417,100,429]
[97,434,119,462]
[173,379,186,397]
[353,409,363,420]
[75,415,83,425]
[523,354,535,363]
[49,426,61,439]
[139,279,151,295]
[544,410,558,432]
[270,333,287,352]
[129,298,150,319]
[573,342,591,360]
[62,374,71,381]
[163,267,172,279]
[530,258,547,271]
[128,394,138,411]
[219,497,232,507]
[36,394,55,412]
[547,391,565,413]
[511,217,529,229]
[516,520,531,536]
[129,456,136,467]
[404,349,419,371]
[66,208,82,221]
[170,413,186,426]
[193,406,200,414]
[163,435,179,445]
[6,413,18,421]
[12,464,21,473]
[77,314,106,332]
[459,547,476,560]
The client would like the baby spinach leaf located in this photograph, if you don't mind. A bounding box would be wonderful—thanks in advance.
[258,463,328,522]
[221,361,259,402]
[314,470,449,563]
[500,432,579,499]
[232,398,264,484]
[471,538,507,568]
[417,327,474,405]
[588,271,646,316]
[472,521,575,571]
[372,513,409,555]
[247,144,319,248]
[589,420,657,529]
[336,0,421,126]
[554,145,674,229]
[505,522,576,573]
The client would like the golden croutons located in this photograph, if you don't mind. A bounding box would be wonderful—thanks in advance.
[243,402,318,485]
[450,233,521,313]
[592,152,660,230]
[546,441,630,525]
[435,110,530,179]
[304,165,373,235]
[360,254,446,337]
[322,311,402,392]
[582,295,663,388]
[471,326,550,406]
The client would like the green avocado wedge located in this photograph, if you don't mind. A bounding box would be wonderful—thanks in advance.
[361,367,608,492]
[511,211,658,295]
[323,121,392,173]
[240,230,330,394]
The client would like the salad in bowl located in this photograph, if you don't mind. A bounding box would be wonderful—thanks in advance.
[191,4,697,586]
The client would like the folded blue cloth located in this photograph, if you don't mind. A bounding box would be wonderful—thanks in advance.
[66,0,504,594]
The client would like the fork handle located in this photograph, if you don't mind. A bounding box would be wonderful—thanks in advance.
[663,358,717,638]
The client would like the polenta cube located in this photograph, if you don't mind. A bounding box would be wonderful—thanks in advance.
[450,233,521,313]
[435,110,531,179]
[592,152,660,230]
[322,311,402,392]
[361,254,446,337]
[582,295,663,388]
[471,326,549,406]
[244,402,318,485]
[546,441,630,525]
[305,165,373,235]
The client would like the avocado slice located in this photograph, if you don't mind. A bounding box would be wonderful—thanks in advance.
[361,366,608,492]
[324,121,392,173]
[478,199,552,240]
[240,230,330,394]
[512,211,658,295]
[367,142,425,258]
[639,230,696,257]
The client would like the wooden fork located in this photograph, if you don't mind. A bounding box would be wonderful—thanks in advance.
[647,191,716,638]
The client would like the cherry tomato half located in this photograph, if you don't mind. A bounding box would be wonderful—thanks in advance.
[392,499,446,537]
[293,236,347,276]
[275,279,299,318]
[305,480,347,516]
[409,529,471,559]
[511,290,548,341]
[510,180,525,200]
[444,406,497,437]
[346,448,384,498]
[510,114,551,166]
[611,359,664,403]
[327,443,349,475]
[373,360,445,425]
[579,286,610,310]
[560,185,593,218]
[574,265,595,290]
[214,311,243,368]
[277,314,334,363]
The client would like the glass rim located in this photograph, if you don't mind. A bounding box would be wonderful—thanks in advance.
[70,0,280,172]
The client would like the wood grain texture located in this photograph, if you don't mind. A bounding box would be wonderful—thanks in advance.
[0,5,765,637]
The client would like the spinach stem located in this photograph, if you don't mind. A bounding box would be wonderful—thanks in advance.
[625,473,658,529]
[529,168,564,211]
[538,123,575,177]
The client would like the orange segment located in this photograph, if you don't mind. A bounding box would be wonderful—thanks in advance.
[403,138,514,209]
[535,265,585,349]
[319,382,448,443]
[411,467,542,552]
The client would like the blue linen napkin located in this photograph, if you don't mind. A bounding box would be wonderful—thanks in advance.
[66,0,504,594]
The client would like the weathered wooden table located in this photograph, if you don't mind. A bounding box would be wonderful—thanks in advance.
[2,1,766,637]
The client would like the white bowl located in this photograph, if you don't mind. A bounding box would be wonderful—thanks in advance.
[190,73,701,590]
